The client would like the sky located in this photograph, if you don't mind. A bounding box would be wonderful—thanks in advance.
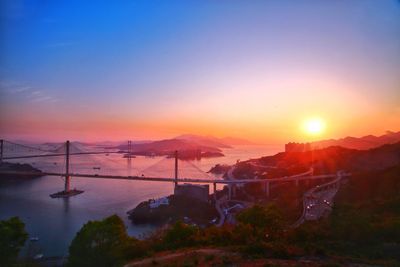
[0,0,399,143]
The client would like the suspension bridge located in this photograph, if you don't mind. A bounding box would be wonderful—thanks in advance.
[0,139,347,199]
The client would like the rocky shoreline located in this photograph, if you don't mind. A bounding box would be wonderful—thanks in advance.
[207,164,231,175]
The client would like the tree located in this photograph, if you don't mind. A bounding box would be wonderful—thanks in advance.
[236,204,284,240]
[67,215,144,267]
[163,221,199,249]
[0,217,28,266]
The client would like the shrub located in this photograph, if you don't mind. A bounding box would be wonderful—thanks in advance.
[236,204,284,240]
[67,215,145,267]
[0,217,28,266]
[162,221,199,249]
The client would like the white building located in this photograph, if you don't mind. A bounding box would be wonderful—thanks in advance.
[149,197,169,209]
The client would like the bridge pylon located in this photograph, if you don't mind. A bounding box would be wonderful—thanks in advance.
[174,150,178,186]
[0,139,3,164]
[50,140,84,198]
[65,140,70,192]
[127,140,133,159]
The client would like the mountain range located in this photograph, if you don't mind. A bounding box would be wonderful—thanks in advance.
[312,130,400,150]
[175,134,256,147]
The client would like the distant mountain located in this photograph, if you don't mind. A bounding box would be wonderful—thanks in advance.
[312,131,400,150]
[175,134,231,148]
[256,141,400,174]
[94,140,152,148]
[175,134,255,147]
[117,138,224,159]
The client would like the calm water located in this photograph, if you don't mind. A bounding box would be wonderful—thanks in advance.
[0,144,282,257]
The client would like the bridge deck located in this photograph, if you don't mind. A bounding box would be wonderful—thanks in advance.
[0,170,349,184]
[2,151,121,160]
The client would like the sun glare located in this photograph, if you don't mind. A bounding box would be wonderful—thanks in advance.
[304,118,325,135]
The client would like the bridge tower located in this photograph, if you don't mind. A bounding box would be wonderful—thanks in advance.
[127,140,132,175]
[65,140,70,192]
[0,139,3,164]
[50,140,84,198]
[127,140,132,159]
[174,150,178,186]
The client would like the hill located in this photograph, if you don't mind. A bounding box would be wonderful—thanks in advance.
[311,130,400,150]
[117,138,224,159]
[176,134,256,147]
[175,134,232,148]
[254,141,400,175]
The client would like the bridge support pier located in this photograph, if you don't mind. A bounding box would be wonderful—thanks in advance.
[228,185,232,200]
[213,182,217,201]
[263,181,270,198]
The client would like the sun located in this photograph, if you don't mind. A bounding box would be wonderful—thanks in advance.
[303,118,326,135]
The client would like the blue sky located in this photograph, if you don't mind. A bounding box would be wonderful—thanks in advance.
[1,0,399,142]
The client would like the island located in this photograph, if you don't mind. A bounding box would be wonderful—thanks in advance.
[127,194,218,227]
[115,138,225,160]
[0,162,43,179]
[208,164,231,175]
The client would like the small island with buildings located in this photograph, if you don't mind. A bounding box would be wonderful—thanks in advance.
[128,184,218,226]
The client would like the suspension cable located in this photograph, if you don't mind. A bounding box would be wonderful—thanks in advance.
[139,156,170,175]
[4,140,60,153]
[181,160,212,178]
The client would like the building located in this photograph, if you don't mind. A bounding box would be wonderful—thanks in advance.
[149,197,169,208]
[174,183,209,202]
[285,142,312,152]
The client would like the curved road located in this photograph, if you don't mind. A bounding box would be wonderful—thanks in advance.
[292,172,345,227]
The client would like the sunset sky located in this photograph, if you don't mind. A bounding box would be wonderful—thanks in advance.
[1,0,399,143]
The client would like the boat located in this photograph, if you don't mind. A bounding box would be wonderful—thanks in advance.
[30,237,39,241]
[93,167,101,170]
[33,254,43,260]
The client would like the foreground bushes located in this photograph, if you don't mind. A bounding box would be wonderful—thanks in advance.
[0,217,28,266]
[67,215,146,267]
[67,195,400,266]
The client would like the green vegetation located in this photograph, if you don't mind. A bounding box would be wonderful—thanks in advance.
[162,221,199,249]
[236,204,283,240]
[285,202,400,264]
[0,216,28,266]
[69,164,400,266]
[67,215,146,267]
[285,164,400,264]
